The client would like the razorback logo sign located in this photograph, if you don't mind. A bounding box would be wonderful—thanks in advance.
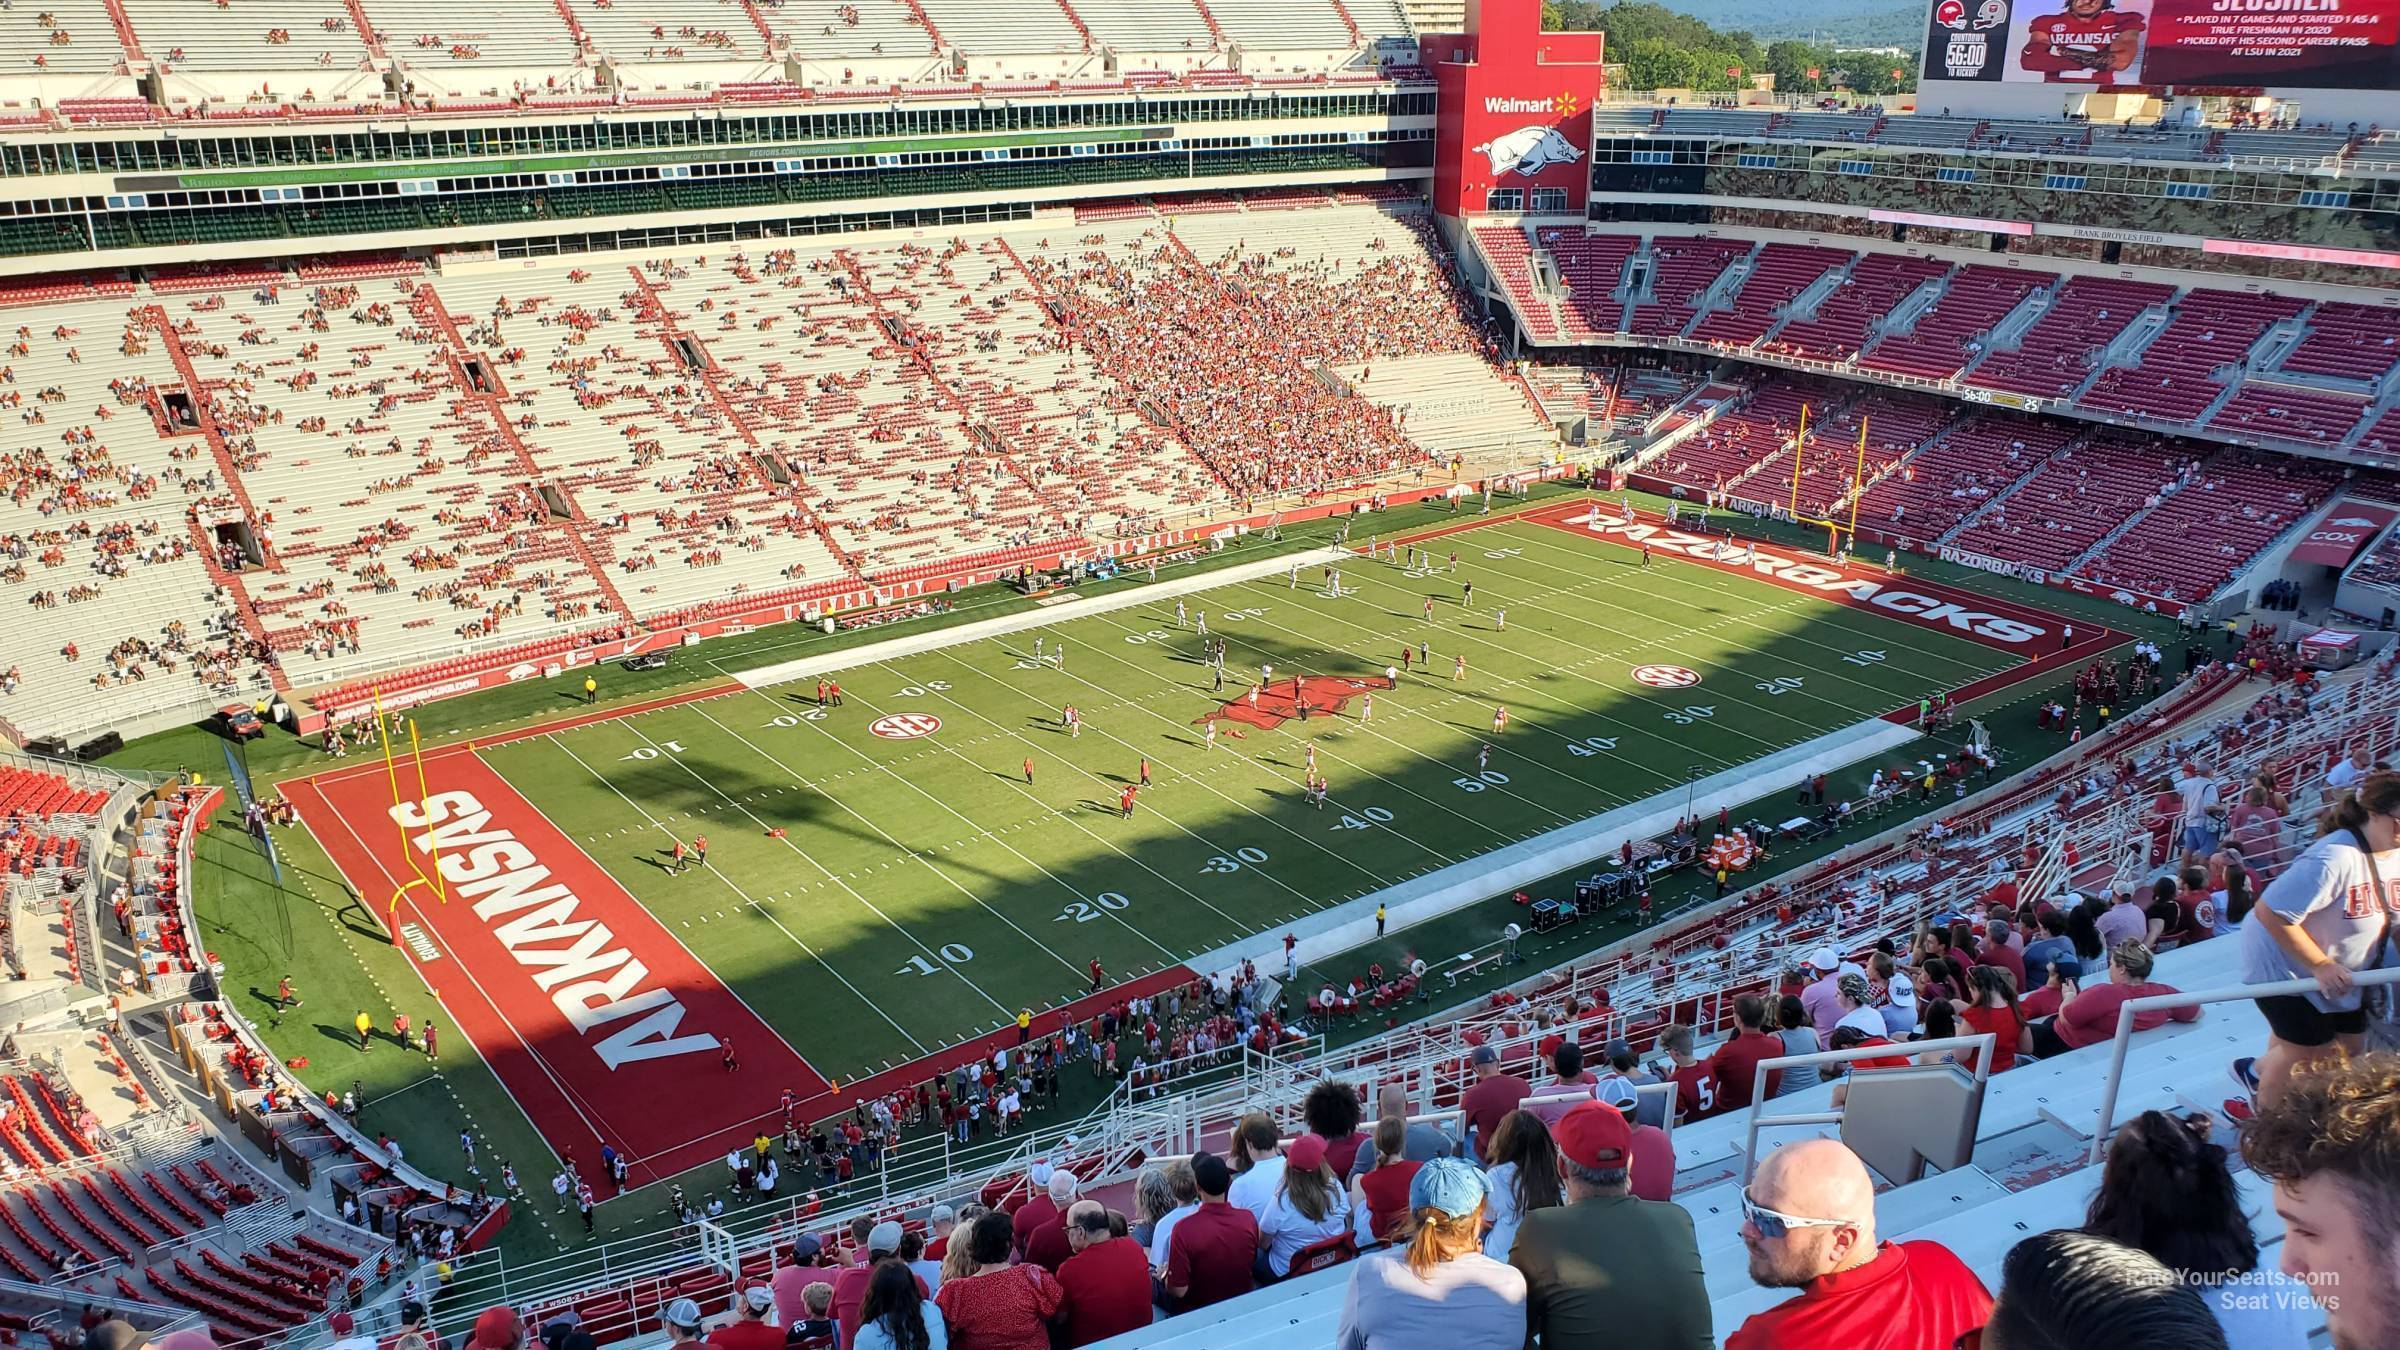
[1579,510,2048,645]
[1201,674,1393,731]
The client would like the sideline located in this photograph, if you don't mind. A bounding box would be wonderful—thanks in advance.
[1188,714,1923,980]
[732,546,1352,691]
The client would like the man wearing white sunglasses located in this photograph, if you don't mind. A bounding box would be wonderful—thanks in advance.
[1726,1138,1991,1349]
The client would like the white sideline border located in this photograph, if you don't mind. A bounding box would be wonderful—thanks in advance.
[1189,717,1925,981]
[730,547,1351,690]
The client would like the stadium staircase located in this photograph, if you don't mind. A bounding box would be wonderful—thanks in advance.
[406,282,637,624]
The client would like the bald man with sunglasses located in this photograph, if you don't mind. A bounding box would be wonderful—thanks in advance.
[1725,1138,1991,1350]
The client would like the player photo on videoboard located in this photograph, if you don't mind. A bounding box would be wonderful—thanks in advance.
[1927,0,2400,89]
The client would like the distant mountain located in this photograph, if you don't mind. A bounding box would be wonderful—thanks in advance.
[1647,0,1923,48]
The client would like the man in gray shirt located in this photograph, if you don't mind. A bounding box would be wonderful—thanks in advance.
[1348,1081,1459,1181]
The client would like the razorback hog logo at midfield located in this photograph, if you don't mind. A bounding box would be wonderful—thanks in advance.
[1477,125,1585,178]
[1581,511,2048,645]
[1202,675,1394,731]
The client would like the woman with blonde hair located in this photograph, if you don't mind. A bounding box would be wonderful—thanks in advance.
[1334,1157,1526,1350]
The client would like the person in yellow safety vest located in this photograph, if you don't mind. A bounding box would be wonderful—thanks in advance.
[583,674,598,704]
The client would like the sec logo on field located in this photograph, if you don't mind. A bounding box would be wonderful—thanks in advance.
[1631,664,1702,689]
[869,713,943,740]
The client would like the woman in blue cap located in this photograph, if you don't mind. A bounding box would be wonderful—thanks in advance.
[1334,1157,1527,1350]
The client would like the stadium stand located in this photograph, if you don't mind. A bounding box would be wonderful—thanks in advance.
[1945,430,2187,574]
[397,651,2397,1350]
[1762,251,1948,365]
[2076,288,2305,425]
[1849,411,2074,542]
[1624,237,1750,339]
[1858,265,2049,383]
[2075,450,2343,604]
[0,198,1525,740]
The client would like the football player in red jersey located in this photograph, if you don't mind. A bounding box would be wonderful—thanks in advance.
[2019,0,2144,83]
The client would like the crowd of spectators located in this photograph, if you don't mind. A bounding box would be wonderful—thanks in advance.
[1022,216,1493,501]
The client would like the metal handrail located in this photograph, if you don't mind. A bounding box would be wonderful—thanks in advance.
[1740,1033,1998,1183]
[2085,969,2400,1164]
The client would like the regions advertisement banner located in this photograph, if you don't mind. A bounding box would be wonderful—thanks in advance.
[1924,0,2400,89]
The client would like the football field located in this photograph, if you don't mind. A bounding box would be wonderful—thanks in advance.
[287,499,2107,1182]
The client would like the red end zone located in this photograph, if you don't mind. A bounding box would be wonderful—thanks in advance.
[289,752,826,1184]
[1519,501,2127,718]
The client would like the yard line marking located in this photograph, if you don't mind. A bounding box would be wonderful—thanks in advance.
[905,643,1403,895]
[743,677,1238,945]
[667,702,1090,991]
[539,733,934,1054]
[1076,603,1590,824]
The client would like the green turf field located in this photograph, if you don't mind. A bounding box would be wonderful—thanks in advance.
[467,511,2019,1082]
[155,487,2184,1260]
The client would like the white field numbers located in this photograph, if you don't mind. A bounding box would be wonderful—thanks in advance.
[1844,650,1888,667]
[1664,705,1716,726]
[1454,770,1510,793]
[1565,735,1619,757]
[1331,806,1395,831]
[619,740,687,760]
[1755,676,1804,696]
[1056,892,1132,923]
[892,680,952,697]
[763,710,828,726]
[1201,846,1270,874]
[1124,607,1269,643]
[898,943,975,976]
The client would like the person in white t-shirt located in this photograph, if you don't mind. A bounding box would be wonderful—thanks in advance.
[1227,1113,1288,1223]
[2235,773,2400,1112]
[2324,746,2372,798]
[1258,1134,1351,1277]
[2177,763,2224,864]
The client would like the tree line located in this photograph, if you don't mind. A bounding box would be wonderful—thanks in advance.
[1543,1,1918,96]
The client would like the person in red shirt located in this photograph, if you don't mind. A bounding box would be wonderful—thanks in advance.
[1054,1201,1150,1347]
[1976,920,2027,994]
[1011,1166,1068,1260]
[1348,1115,1423,1243]
[1020,1170,1080,1273]
[1165,1152,1258,1311]
[1952,965,2026,1074]
[1459,1045,1531,1162]
[2172,865,2219,942]
[1727,1138,1991,1349]
[1595,1080,1678,1204]
[2028,940,2198,1056]
[1706,996,1785,1111]
[1300,1080,1368,1178]
[829,1223,920,1343]
[705,1286,786,1350]
[1658,1024,1720,1122]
